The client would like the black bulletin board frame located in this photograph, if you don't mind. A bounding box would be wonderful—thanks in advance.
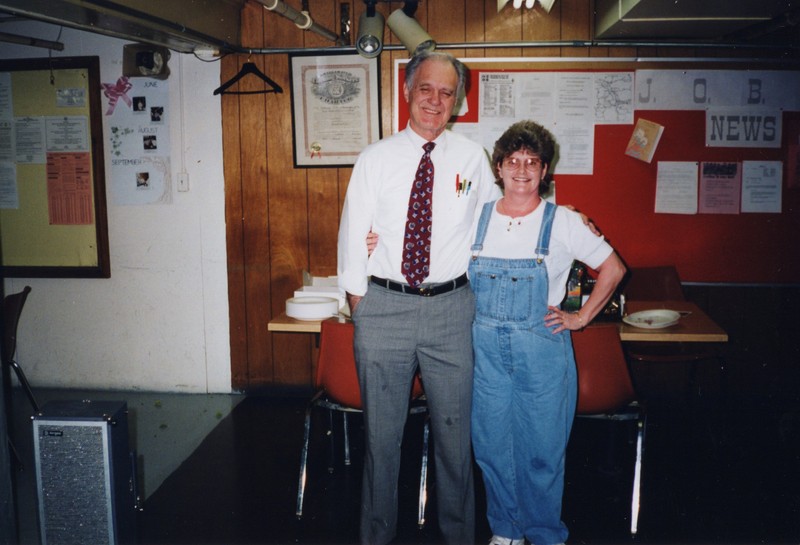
[0,56,110,278]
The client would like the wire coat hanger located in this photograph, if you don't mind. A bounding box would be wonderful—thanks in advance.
[213,58,284,95]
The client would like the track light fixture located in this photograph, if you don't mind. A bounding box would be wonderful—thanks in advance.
[497,0,556,12]
[356,1,384,58]
[387,2,435,56]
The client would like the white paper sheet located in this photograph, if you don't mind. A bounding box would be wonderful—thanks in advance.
[655,161,698,215]
[741,161,782,213]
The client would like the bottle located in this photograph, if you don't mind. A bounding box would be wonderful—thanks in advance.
[563,261,585,312]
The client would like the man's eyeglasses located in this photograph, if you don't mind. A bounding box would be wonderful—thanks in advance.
[503,157,542,171]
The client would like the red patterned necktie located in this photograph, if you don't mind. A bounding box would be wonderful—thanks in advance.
[402,141,436,286]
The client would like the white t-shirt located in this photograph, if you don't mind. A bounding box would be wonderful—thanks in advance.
[475,201,614,307]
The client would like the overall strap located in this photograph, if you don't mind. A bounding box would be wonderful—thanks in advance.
[470,200,496,254]
[534,201,557,261]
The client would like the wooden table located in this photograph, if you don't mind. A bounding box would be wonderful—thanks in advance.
[619,300,728,343]
[268,312,332,333]
[269,302,728,344]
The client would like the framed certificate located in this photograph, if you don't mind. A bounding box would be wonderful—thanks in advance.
[290,53,381,167]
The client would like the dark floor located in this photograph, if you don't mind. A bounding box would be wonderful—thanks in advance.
[7,286,799,545]
[135,377,800,545]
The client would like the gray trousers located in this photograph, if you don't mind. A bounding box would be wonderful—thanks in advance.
[352,281,476,545]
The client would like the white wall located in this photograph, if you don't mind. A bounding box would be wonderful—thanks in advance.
[1,22,231,393]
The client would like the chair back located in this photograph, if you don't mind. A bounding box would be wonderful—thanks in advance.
[572,324,637,415]
[316,319,363,408]
[315,319,424,410]
[2,286,32,364]
[624,266,685,301]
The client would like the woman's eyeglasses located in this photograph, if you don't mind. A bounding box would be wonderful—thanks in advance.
[503,157,542,171]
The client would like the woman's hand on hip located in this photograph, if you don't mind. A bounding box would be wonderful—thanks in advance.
[545,305,585,334]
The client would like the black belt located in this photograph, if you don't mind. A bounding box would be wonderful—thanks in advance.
[370,274,468,297]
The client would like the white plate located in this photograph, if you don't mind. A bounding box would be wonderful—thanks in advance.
[622,309,681,329]
[286,296,339,321]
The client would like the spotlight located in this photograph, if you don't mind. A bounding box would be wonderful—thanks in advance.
[356,8,384,58]
[498,0,554,11]
[387,7,435,56]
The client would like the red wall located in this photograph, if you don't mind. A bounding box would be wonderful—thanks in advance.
[398,66,800,284]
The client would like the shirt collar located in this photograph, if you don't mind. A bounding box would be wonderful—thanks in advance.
[404,126,447,152]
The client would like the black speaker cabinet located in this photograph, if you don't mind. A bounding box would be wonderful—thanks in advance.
[32,400,137,545]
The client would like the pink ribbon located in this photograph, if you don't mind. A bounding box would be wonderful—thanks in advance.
[101,77,133,115]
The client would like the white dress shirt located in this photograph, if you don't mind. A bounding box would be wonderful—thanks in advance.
[338,127,499,297]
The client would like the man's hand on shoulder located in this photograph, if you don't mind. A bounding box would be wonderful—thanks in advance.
[366,231,379,256]
[564,204,601,236]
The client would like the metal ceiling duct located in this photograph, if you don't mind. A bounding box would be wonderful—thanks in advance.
[0,0,242,53]
[595,0,800,45]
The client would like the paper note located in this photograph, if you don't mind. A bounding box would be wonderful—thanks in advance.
[741,161,782,213]
[655,161,698,215]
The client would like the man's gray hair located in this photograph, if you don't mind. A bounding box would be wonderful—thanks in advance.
[405,51,467,99]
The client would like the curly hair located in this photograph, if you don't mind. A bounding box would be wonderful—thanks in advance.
[491,120,557,197]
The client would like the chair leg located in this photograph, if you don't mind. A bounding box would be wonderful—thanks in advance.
[7,437,24,470]
[343,412,351,466]
[630,413,646,536]
[9,360,40,413]
[296,403,314,519]
[417,415,430,528]
[327,409,336,473]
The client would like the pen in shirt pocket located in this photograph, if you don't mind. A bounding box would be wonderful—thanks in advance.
[456,174,467,197]
[456,176,471,197]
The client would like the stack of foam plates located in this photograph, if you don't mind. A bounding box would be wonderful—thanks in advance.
[285,296,339,321]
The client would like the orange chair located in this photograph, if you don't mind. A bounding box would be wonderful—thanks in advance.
[2,286,36,470]
[622,265,686,302]
[572,323,646,536]
[295,318,430,527]
[2,286,39,412]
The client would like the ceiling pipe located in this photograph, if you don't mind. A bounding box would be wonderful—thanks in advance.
[0,30,63,50]
[230,38,800,56]
[254,0,344,45]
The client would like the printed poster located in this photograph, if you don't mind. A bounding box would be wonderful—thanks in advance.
[699,162,741,214]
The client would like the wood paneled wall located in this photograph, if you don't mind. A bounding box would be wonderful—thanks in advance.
[221,0,785,391]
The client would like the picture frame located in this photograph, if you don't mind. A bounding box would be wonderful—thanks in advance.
[289,53,381,167]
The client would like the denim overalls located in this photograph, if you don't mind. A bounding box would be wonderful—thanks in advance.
[469,200,576,545]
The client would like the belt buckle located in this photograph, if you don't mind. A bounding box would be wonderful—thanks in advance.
[418,286,432,296]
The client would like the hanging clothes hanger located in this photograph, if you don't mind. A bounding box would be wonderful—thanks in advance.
[213,57,284,95]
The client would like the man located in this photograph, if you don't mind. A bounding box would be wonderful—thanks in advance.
[338,51,499,545]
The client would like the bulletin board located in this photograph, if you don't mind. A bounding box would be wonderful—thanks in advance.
[0,56,109,278]
[395,58,800,285]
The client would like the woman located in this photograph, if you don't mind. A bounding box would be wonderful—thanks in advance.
[469,120,626,545]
